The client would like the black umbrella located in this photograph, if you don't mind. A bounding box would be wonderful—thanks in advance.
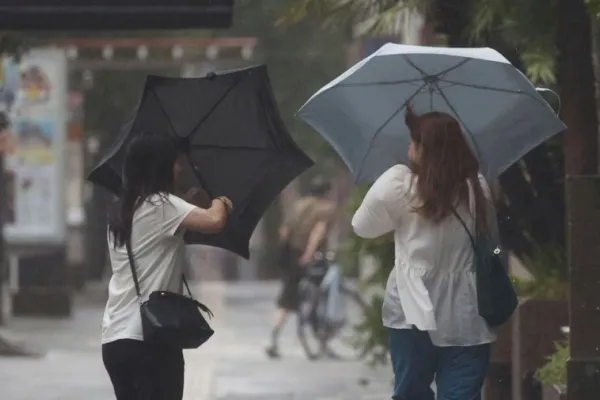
[88,65,313,259]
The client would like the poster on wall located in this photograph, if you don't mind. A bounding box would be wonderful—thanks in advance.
[0,48,67,245]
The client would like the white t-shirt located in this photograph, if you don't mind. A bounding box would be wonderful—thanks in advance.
[102,193,196,344]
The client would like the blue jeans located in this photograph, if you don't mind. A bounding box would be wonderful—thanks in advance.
[388,327,490,400]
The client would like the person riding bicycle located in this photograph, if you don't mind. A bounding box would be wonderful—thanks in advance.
[266,176,336,359]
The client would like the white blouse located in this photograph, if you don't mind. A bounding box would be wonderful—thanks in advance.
[352,164,497,347]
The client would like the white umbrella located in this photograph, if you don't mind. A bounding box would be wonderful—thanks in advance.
[298,43,566,183]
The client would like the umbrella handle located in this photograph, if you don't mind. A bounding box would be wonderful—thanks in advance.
[185,154,213,199]
[176,136,213,199]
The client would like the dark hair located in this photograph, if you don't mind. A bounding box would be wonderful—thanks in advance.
[308,175,331,197]
[406,106,488,232]
[108,132,179,247]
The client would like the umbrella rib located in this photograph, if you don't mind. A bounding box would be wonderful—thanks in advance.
[325,58,471,91]
[402,55,427,77]
[403,55,471,80]
[190,144,266,151]
[184,153,213,198]
[432,81,484,164]
[438,58,471,78]
[149,87,181,139]
[187,76,245,138]
[439,79,526,94]
[355,82,429,180]
[336,77,424,88]
[438,79,549,108]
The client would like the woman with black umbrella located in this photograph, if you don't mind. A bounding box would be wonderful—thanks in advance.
[101,131,232,400]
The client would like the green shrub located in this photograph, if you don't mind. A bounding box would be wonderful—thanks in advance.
[344,185,395,366]
[511,242,568,300]
[535,339,569,387]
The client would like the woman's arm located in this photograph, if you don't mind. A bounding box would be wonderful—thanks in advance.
[352,165,409,239]
[180,198,231,234]
[298,220,328,265]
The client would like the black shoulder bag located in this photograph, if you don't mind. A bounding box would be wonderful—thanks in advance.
[452,209,518,328]
[125,239,215,349]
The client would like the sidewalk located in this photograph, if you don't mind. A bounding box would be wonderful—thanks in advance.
[190,281,393,400]
[0,281,393,400]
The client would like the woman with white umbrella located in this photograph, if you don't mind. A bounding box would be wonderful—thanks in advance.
[299,43,565,399]
[352,106,499,399]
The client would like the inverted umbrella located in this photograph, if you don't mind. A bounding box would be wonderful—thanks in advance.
[298,43,566,183]
[88,65,313,259]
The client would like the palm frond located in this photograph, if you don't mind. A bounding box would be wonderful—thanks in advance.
[277,0,426,37]
[467,0,557,45]
[521,49,557,84]
[467,0,506,41]
[354,2,411,36]
[275,0,335,26]
[586,0,600,18]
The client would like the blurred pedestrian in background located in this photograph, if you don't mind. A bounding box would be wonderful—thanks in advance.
[266,176,336,359]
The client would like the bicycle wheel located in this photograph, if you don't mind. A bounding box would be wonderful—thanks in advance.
[296,278,327,360]
[296,278,369,361]
[323,281,369,360]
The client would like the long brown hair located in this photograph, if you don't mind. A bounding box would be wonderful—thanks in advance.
[406,106,488,233]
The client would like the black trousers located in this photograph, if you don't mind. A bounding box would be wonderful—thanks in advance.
[102,339,184,400]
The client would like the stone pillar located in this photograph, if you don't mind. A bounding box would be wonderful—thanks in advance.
[0,153,4,325]
[566,175,600,399]
[83,133,111,281]
[0,113,9,324]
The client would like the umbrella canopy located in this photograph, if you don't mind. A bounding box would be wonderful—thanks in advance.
[298,43,566,183]
[88,65,313,259]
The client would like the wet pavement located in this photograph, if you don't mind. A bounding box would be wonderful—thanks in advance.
[0,281,392,400]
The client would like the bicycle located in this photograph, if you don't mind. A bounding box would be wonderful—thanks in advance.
[296,251,368,360]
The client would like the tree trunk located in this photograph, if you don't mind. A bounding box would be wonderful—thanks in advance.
[591,17,600,171]
[433,0,470,46]
[557,0,598,176]
[558,1,600,399]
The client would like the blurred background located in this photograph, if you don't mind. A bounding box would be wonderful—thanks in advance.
[0,0,599,399]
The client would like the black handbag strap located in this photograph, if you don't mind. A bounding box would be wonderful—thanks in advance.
[125,239,143,302]
[451,208,477,251]
[451,180,483,251]
[125,238,194,302]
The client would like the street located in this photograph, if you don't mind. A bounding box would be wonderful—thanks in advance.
[0,281,393,400]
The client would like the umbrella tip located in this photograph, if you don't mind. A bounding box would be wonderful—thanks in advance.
[206,72,217,80]
[536,87,561,115]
